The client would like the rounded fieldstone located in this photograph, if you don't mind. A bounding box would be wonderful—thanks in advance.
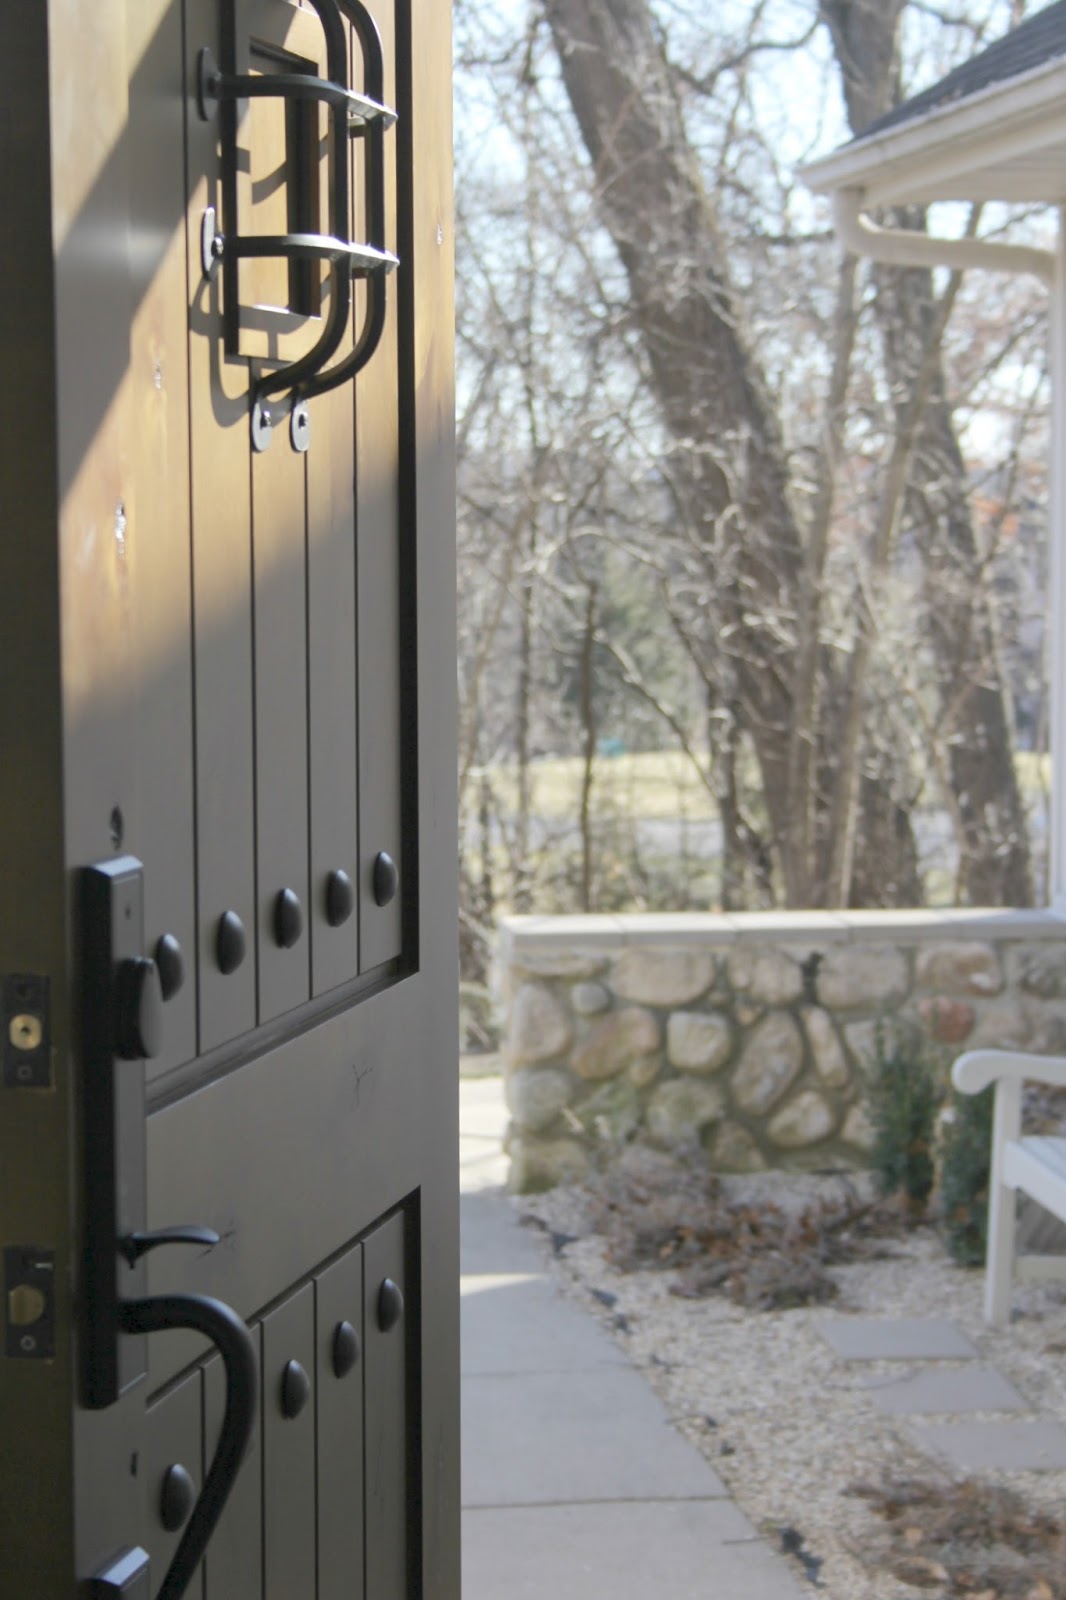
[507,1137,590,1194]
[727,948,803,1007]
[571,1006,659,1081]
[803,1007,850,1089]
[646,1077,725,1146]
[508,982,572,1064]
[841,1103,876,1153]
[505,1067,574,1134]
[918,996,975,1045]
[843,1019,879,1075]
[968,1001,1031,1050]
[705,1119,766,1173]
[767,1090,836,1149]
[629,1053,662,1089]
[574,1077,642,1142]
[817,947,908,1010]
[666,1011,733,1074]
[1029,1009,1066,1053]
[1016,948,1066,1000]
[731,1012,804,1115]
[915,942,1002,997]
[572,981,610,1016]
[610,948,715,1007]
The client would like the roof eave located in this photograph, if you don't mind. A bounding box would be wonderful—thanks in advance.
[800,55,1066,206]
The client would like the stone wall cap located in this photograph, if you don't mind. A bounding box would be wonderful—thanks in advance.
[498,908,1066,952]
[840,908,1066,941]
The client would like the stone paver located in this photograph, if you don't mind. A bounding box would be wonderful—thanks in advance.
[463,1367,727,1507]
[910,1419,1066,1471]
[463,1501,808,1600]
[459,1073,808,1598]
[461,1269,628,1376]
[819,1317,979,1362]
[861,1365,1027,1416]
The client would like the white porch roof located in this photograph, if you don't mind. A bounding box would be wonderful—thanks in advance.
[802,5,1066,208]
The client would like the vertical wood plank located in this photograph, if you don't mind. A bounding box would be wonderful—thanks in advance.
[143,1371,205,1600]
[262,1284,317,1600]
[185,0,258,1050]
[308,355,359,993]
[363,1209,408,1599]
[53,0,137,874]
[356,0,404,971]
[251,430,312,1021]
[316,1244,365,1600]
[203,1329,264,1600]
[128,0,198,1077]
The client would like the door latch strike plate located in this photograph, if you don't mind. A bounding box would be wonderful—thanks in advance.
[2,974,51,1089]
[4,1246,55,1360]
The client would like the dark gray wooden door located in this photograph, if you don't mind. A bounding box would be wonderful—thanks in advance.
[0,2,458,1596]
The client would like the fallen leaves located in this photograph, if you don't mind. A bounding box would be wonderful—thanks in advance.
[849,1475,1066,1598]
[574,1155,904,1310]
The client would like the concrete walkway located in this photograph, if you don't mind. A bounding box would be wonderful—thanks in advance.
[459,1076,807,1599]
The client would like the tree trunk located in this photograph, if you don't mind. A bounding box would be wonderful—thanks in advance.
[542,0,808,896]
[821,0,1033,906]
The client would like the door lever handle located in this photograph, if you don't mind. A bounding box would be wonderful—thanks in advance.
[118,1227,221,1267]
[119,1293,257,1600]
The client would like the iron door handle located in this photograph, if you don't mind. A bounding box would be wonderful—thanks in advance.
[119,1292,257,1600]
[197,0,398,441]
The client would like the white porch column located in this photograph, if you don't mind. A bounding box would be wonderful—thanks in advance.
[1052,207,1066,912]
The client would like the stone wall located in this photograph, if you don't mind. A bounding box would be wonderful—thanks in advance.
[494,910,1066,1192]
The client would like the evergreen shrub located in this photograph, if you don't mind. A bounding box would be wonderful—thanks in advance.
[939,1084,995,1265]
[865,1024,945,1218]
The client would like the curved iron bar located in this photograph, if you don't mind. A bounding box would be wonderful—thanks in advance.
[226,233,395,274]
[118,1294,257,1600]
[246,0,352,403]
[298,0,393,399]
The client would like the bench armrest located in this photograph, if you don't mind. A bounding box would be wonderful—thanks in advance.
[952,1048,1066,1096]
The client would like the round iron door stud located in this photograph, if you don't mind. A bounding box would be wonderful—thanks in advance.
[332,1319,361,1379]
[325,869,354,928]
[115,958,164,1061]
[377,1278,404,1333]
[273,888,303,950]
[216,910,246,975]
[154,933,185,1002]
[372,851,398,908]
[281,1359,311,1420]
[160,1463,196,1533]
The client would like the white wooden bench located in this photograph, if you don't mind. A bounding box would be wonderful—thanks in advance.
[952,1049,1066,1327]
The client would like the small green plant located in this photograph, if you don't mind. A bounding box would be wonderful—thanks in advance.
[939,1084,994,1265]
[865,1024,944,1218]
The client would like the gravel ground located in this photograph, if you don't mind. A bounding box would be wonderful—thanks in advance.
[516,1170,1066,1599]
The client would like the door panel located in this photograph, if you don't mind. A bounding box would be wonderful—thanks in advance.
[0,0,458,1593]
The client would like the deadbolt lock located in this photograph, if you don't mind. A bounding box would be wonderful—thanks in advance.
[9,1013,42,1051]
[3,974,51,1088]
[8,1284,47,1326]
